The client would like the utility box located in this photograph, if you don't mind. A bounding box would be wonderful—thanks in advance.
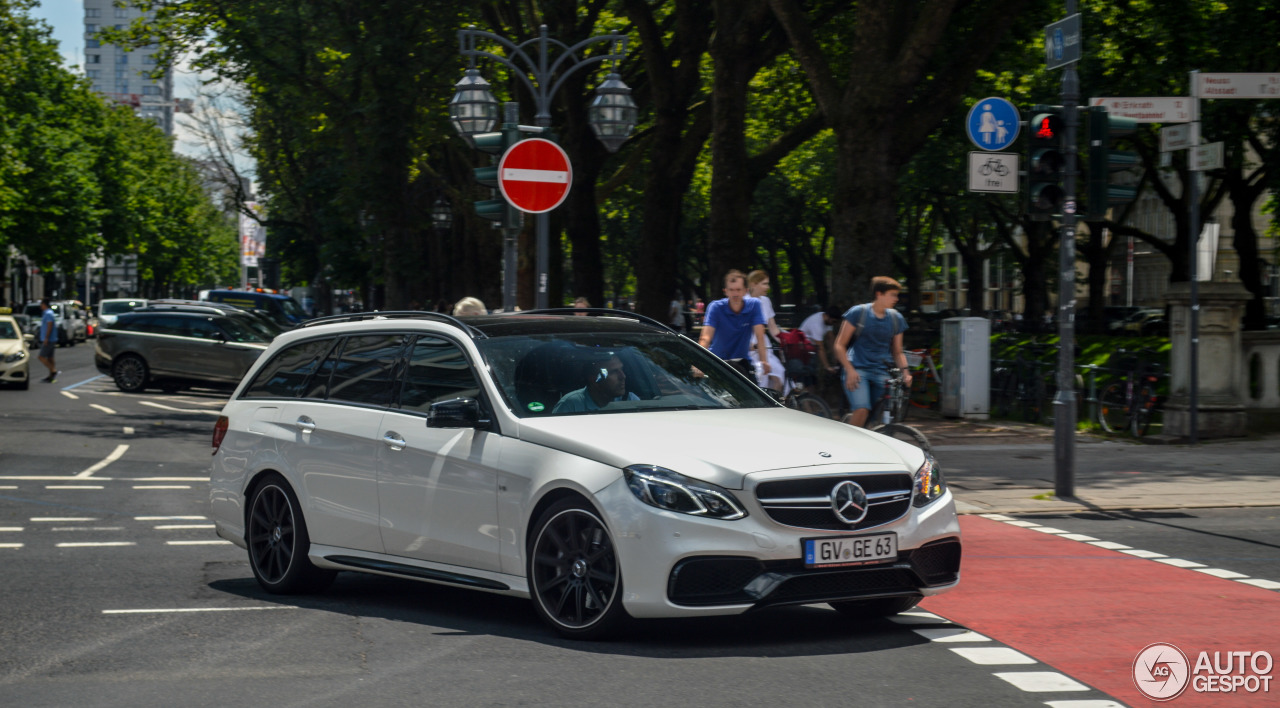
[941,317,990,418]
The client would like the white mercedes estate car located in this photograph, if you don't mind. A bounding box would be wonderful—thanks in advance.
[210,310,960,638]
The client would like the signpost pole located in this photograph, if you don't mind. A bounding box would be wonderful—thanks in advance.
[1188,69,1200,445]
[1054,0,1079,498]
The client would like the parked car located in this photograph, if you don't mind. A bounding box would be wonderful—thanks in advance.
[1120,309,1166,334]
[147,300,285,342]
[202,290,310,328]
[210,310,960,639]
[0,310,31,389]
[94,305,272,393]
[97,298,148,328]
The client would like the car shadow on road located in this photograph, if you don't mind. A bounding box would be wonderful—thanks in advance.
[207,566,933,658]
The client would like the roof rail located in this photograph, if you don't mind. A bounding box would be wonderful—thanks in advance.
[506,308,676,333]
[298,310,485,338]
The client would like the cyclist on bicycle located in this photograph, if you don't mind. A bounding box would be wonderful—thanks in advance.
[698,270,771,380]
[835,276,911,427]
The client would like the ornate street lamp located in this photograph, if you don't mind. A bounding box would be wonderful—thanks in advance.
[449,68,500,140]
[589,72,638,153]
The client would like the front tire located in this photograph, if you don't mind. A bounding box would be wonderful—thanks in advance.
[830,594,922,619]
[528,499,627,640]
[1098,382,1130,434]
[112,354,149,393]
[246,473,334,594]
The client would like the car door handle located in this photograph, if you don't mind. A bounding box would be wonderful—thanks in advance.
[295,416,316,433]
[382,431,406,451]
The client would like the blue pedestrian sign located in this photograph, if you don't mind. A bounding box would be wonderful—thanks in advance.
[966,97,1020,152]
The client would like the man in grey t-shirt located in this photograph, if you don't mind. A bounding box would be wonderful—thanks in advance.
[553,354,640,414]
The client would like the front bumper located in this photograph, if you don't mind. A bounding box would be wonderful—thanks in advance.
[0,358,29,384]
[594,471,962,619]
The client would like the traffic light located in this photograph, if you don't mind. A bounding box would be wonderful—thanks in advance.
[1086,106,1140,220]
[1025,106,1065,221]
[470,123,524,229]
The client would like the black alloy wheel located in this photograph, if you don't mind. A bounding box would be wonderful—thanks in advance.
[247,473,334,594]
[112,354,149,393]
[528,499,626,639]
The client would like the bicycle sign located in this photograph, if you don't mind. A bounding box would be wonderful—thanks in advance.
[968,152,1018,193]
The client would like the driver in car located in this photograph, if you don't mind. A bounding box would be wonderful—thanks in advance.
[552,354,640,414]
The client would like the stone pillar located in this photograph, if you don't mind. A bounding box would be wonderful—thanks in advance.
[1163,281,1251,438]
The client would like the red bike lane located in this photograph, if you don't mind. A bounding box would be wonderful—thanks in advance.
[921,515,1280,706]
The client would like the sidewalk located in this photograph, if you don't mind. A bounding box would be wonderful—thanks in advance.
[901,408,1280,514]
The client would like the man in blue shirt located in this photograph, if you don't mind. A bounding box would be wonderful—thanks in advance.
[553,354,640,414]
[834,277,910,427]
[698,270,770,378]
[37,299,60,383]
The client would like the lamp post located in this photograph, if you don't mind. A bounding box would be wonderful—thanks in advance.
[450,25,636,310]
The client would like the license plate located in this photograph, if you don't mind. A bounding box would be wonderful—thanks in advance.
[803,533,897,568]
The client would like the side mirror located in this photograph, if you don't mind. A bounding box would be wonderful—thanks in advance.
[23,334,34,345]
[427,397,489,430]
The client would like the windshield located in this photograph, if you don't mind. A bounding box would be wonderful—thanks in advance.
[0,321,17,339]
[232,312,280,341]
[476,331,776,418]
[278,297,307,320]
[218,317,269,343]
[102,300,145,315]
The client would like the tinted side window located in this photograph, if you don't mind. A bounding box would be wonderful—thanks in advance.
[186,318,223,339]
[303,338,344,399]
[150,315,189,337]
[244,338,334,399]
[327,334,405,406]
[399,336,481,414]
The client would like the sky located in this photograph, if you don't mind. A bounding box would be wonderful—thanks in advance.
[25,0,253,176]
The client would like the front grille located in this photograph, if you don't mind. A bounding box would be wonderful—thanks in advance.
[755,473,913,531]
[907,539,961,585]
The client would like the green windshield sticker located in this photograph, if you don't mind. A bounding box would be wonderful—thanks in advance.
[527,402,545,412]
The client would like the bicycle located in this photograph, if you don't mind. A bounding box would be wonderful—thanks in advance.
[905,348,942,410]
[775,329,833,419]
[990,343,1052,423]
[1098,348,1163,437]
[841,362,932,454]
[978,157,1010,177]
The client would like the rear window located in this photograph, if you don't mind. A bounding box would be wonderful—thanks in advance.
[243,338,335,399]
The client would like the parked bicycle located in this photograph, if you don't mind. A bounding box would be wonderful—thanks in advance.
[991,343,1053,423]
[1098,348,1164,437]
[842,361,931,453]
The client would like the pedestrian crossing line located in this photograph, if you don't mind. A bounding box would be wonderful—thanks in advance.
[1085,541,1130,550]
[51,527,125,532]
[89,404,117,415]
[1003,520,1041,528]
[56,542,136,548]
[912,627,991,642]
[31,517,99,522]
[0,527,23,532]
[45,485,105,490]
[133,485,192,490]
[888,610,953,625]
[1154,557,1206,568]
[978,514,1014,521]
[1118,549,1166,558]
[0,485,16,489]
[992,672,1090,693]
[1194,567,1248,579]
[165,540,232,546]
[0,543,23,549]
[61,390,80,400]
[1237,578,1280,589]
[1029,526,1069,534]
[154,524,215,530]
[1059,533,1098,541]
[949,647,1037,665]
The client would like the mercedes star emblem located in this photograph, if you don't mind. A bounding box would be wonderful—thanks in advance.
[830,480,869,525]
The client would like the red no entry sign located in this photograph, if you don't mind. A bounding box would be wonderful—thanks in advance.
[498,138,572,213]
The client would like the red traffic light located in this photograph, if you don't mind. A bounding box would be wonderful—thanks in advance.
[1030,112,1063,143]
[1036,117,1055,139]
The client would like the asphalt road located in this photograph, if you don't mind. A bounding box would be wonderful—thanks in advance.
[1,343,1275,707]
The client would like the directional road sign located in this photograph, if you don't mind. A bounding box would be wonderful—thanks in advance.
[1191,142,1223,171]
[1160,124,1193,152]
[1089,96,1192,123]
[1044,14,1081,70]
[968,152,1019,193]
[498,138,572,213]
[966,97,1020,151]
[1195,73,1280,99]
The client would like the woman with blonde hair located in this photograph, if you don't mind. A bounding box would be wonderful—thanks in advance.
[746,270,786,393]
[452,296,487,316]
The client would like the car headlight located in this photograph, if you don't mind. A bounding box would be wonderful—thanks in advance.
[912,454,946,507]
[623,464,747,520]
[3,351,26,364]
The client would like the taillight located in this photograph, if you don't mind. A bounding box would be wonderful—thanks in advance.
[212,415,229,455]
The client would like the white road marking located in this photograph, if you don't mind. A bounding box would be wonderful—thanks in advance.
[135,515,206,521]
[992,672,1089,692]
[979,514,1014,520]
[155,524,215,530]
[51,527,124,532]
[139,401,221,415]
[166,540,232,546]
[123,427,135,435]
[1155,558,1206,568]
[1237,578,1280,590]
[1030,526,1068,534]
[32,517,98,522]
[1194,568,1248,579]
[912,627,991,642]
[133,485,191,490]
[1004,520,1041,527]
[950,647,1037,665]
[103,606,296,615]
[1060,533,1098,541]
[76,444,130,478]
[1120,549,1167,558]
[1044,701,1125,707]
[60,391,79,400]
[0,543,23,549]
[0,527,23,532]
[0,485,16,489]
[89,404,117,415]
[888,611,953,625]
[56,542,136,548]
[127,477,207,482]
[45,485,105,490]
[1087,541,1131,550]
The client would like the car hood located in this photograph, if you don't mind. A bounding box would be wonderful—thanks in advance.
[514,407,914,490]
[0,338,22,356]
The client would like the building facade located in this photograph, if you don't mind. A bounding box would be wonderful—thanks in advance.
[83,0,173,134]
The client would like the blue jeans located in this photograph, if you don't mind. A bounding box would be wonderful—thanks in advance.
[842,367,888,412]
